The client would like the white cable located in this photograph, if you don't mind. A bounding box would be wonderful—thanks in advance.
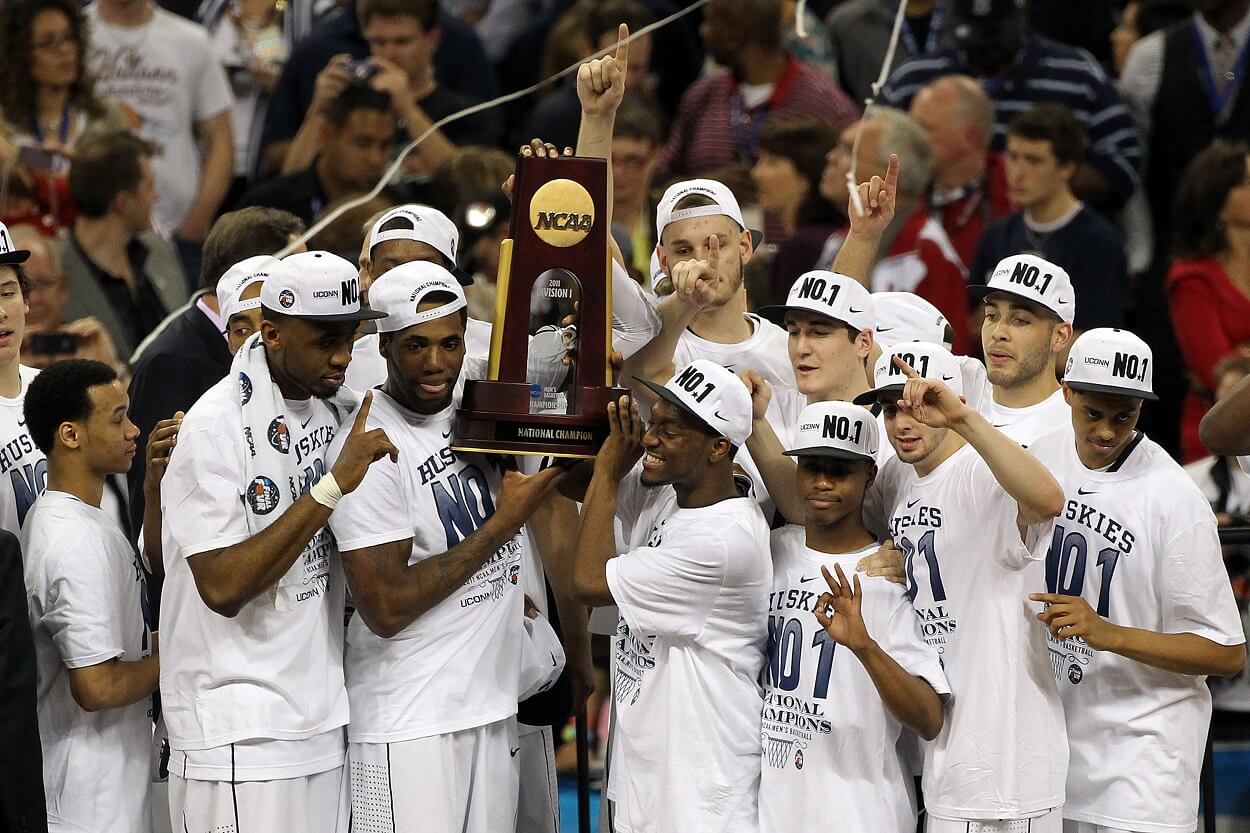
[278,0,712,257]
[845,0,909,219]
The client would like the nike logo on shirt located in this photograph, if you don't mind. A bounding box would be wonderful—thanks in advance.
[906,498,921,508]
[1077,487,1098,496]
[442,429,452,439]
[800,575,821,583]
[510,747,520,757]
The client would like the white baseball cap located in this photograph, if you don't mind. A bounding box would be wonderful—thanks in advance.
[369,261,468,334]
[854,340,964,405]
[216,255,278,323]
[784,400,879,462]
[1063,328,1158,401]
[367,204,473,286]
[261,251,387,323]
[758,271,875,332]
[655,179,764,248]
[969,253,1076,324]
[872,291,952,348]
[637,359,753,447]
[0,220,30,266]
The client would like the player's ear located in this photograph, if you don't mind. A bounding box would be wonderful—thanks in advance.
[708,435,732,465]
[1053,322,1074,352]
[379,333,392,360]
[1062,383,1073,406]
[863,461,878,491]
[739,228,753,264]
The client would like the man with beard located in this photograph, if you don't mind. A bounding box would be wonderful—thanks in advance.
[159,250,398,833]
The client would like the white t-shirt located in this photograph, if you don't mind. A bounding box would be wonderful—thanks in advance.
[1030,427,1245,832]
[0,365,46,534]
[982,388,1069,446]
[759,528,948,833]
[674,313,795,391]
[326,390,525,742]
[883,444,1068,819]
[159,377,348,780]
[606,477,771,833]
[23,491,152,833]
[86,5,234,233]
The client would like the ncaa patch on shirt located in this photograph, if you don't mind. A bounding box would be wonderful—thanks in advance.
[268,418,290,454]
[247,475,281,515]
[239,372,253,405]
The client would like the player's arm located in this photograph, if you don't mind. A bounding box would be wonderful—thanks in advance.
[1200,371,1250,455]
[894,358,1063,526]
[186,392,398,618]
[576,24,628,263]
[814,564,943,739]
[339,467,565,639]
[829,155,899,288]
[740,371,802,524]
[67,651,160,713]
[1029,593,1246,677]
[574,396,644,606]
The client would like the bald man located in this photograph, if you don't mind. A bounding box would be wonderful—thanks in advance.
[909,75,1013,268]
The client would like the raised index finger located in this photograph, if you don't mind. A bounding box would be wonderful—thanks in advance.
[614,23,631,69]
[707,234,721,268]
[353,390,374,432]
[884,153,900,199]
[891,355,921,379]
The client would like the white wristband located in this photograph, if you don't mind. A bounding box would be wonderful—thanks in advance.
[310,472,343,509]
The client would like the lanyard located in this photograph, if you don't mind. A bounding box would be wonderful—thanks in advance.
[1193,18,1250,125]
[728,56,800,165]
[31,107,70,146]
[900,3,943,56]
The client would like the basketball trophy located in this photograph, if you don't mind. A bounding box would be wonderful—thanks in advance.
[452,154,628,459]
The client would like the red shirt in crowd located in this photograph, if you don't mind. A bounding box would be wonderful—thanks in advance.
[1167,257,1250,462]
[930,151,1014,269]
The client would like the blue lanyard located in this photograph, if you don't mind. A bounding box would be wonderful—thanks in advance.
[901,3,943,56]
[729,93,771,165]
[1193,18,1250,125]
[31,107,69,146]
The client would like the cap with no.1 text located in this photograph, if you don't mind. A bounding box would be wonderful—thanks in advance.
[637,359,754,447]
[968,253,1076,324]
[1063,328,1158,401]
[758,271,875,333]
[854,340,965,405]
[369,261,468,334]
[785,400,880,461]
[261,251,387,323]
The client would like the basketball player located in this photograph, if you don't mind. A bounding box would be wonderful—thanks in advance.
[324,262,564,832]
[216,255,277,355]
[1027,329,1245,833]
[857,340,1068,832]
[572,360,770,832]
[22,359,155,832]
[159,251,398,833]
[968,253,1076,443]
[760,399,947,831]
[0,222,45,534]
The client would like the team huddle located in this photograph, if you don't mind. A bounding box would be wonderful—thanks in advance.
[8,38,1246,833]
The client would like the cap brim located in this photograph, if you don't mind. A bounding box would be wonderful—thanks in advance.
[756,303,848,326]
[0,250,31,265]
[750,229,764,248]
[293,308,389,323]
[636,376,722,437]
[968,284,1064,317]
[852,382,904,406]
[451,265,475,286]
[783,446,876,462]
[1065,380,1159,401]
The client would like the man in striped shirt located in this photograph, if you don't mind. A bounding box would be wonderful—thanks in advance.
[880,0,1141,214]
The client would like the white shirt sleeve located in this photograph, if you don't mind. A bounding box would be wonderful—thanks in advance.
[41,537,126,669]
[869,576,951,696]
[968,454,1043,571]
[162,423,251,558]
[1160,518,1246,646]
[606,537,726,637]
[610,259,661,360]
[327,430,412,552]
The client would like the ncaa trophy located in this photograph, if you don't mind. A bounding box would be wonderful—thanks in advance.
[452,154,628,459]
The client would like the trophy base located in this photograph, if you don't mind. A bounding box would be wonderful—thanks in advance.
[452,380,630,459]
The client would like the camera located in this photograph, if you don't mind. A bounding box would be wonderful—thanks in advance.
[345,59,376,83]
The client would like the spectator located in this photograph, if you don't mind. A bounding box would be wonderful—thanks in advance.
[60,130,188,361]
[881,0,1143,213]
[86,0,234,285]
[971,104,1128,333]
[259,0,498,175]
[783,0,836,80]
[126,206,305,541]
[909,75,1013,269]
[0,0,132,234]
[203,0,291,196]
[426,144,515,217]
[237,85,396,227]
[519,0,655,152]
[10,225,122,373]
[610,97,666,283]
[827,0,943,103]
[654,0,857,184]
[1111,0,1191,76]
[280,0,503,179]
[818,107,971,354]
[1167,140,1250,464]
[750,117,842,301]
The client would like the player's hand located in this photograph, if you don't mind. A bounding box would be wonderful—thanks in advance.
[847,153,898,239]
[894,356,971,429]
[311,54,354,115]
[668,236,720,311]
[1028,593,1121,651]
[144,411,184,495]
[577,23,629,118]
[596,395,644,480]
[740,369,772,422]
[331,391,400,494]
[857,537,905,584]
[814,563,875,653]
[496,466,567,527]
[520,139,574,160]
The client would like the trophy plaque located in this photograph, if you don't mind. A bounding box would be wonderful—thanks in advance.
[452,154,628,459]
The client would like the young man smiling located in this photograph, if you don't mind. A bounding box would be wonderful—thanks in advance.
[1027,329,1245,833]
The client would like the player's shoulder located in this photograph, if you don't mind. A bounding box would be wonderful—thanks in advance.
[178,374,241,436]
[770,522,805,554]
[1133,436,1214,510]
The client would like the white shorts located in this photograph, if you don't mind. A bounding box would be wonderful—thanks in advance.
[516,724,558,833]
[927,807,1063,833]
[1063,823,1189,833]
[168,765,349,833]
[349,716,519,833]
